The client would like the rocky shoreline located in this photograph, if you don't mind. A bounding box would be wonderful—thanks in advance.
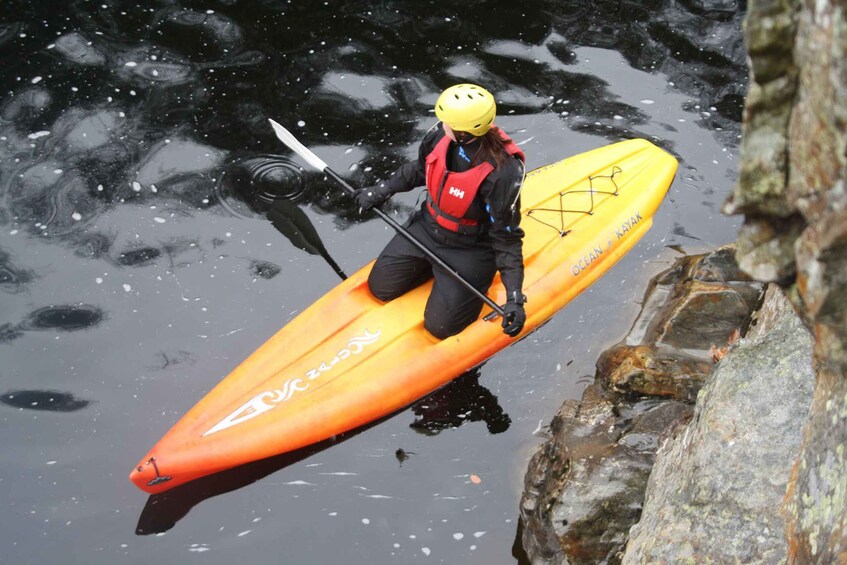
[519,0,847,560]
[519,248,814,562]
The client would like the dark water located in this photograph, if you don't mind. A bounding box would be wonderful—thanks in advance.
[0,1,746,563]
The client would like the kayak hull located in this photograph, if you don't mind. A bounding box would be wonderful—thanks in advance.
[130,138,678,493]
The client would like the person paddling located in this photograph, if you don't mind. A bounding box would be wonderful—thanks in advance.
[356,83,527,339]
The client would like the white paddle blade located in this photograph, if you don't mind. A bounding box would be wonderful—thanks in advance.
[268,118,329,172]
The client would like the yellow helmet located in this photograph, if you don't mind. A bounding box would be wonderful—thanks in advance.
[434,84,496,136]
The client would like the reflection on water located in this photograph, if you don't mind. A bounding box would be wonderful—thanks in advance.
[20,304,104,331]
[1,390,91,412]
[0,247,35,292]
[133,372,508,535]
[135,440,332,536]
[1,304,104,343]
[220,155,348,278]
[410,368,512,435]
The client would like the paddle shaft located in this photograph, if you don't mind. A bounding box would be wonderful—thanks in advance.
[266,118,504,318]
[323,167,505,318]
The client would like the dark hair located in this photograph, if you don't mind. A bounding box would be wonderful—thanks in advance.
[470,126,509,168]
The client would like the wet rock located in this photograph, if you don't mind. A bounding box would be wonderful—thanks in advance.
[624,246,764,359]
[623,286,814,563]
[521,392,692,563]
[608,246,763,402]
[520,247,765,562]
[597,344,712,401]
[654,279,761,350]
[53,32,106,66]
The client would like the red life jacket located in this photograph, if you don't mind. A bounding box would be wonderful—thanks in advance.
[425,126,525,233]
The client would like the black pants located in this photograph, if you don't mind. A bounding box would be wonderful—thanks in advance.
[368,218,497,339]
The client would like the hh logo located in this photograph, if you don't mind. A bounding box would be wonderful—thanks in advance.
[448,187,465,199]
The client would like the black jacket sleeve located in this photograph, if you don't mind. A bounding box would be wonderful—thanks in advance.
[380,127,442,195]
[481,157,525,297]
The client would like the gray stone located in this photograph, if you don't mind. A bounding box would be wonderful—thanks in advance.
[521,391,692,564]
[726,0,847,557]
[597,344,713,401]
[520,247,763,563]
[622,286,814,563]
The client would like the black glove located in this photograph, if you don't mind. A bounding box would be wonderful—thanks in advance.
[355,184,390,212]
[502,292,526,337]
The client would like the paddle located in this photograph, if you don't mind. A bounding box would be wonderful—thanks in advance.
[268,118,506,318]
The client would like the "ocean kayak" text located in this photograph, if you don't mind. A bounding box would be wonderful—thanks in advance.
[570,211,642,277]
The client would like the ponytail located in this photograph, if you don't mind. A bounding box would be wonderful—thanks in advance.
[471,126,509,168]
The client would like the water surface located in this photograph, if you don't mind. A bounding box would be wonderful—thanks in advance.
[0,1,746,563]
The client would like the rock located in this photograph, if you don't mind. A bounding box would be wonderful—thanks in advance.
[725,0,847,557]
[520,247,761,562]
[597,344,713,401]
[622,286,815,563]
[734,214,805,283]
[624,256,764,396]
[521,391,692,564]
[783,364,847,562]
[724,0,799,217]
[626,247,764,355]
[653,278,762,350]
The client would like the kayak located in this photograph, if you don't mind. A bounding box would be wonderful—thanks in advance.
[130,137,677,494]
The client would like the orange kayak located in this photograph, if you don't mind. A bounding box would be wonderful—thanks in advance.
[130,138,677,493]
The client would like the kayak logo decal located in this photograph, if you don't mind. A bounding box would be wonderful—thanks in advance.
[570,210,643,277]
[203,329,382,436]
[615,211,643,239]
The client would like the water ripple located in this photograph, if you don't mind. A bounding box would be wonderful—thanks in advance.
[216,155,307,214]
